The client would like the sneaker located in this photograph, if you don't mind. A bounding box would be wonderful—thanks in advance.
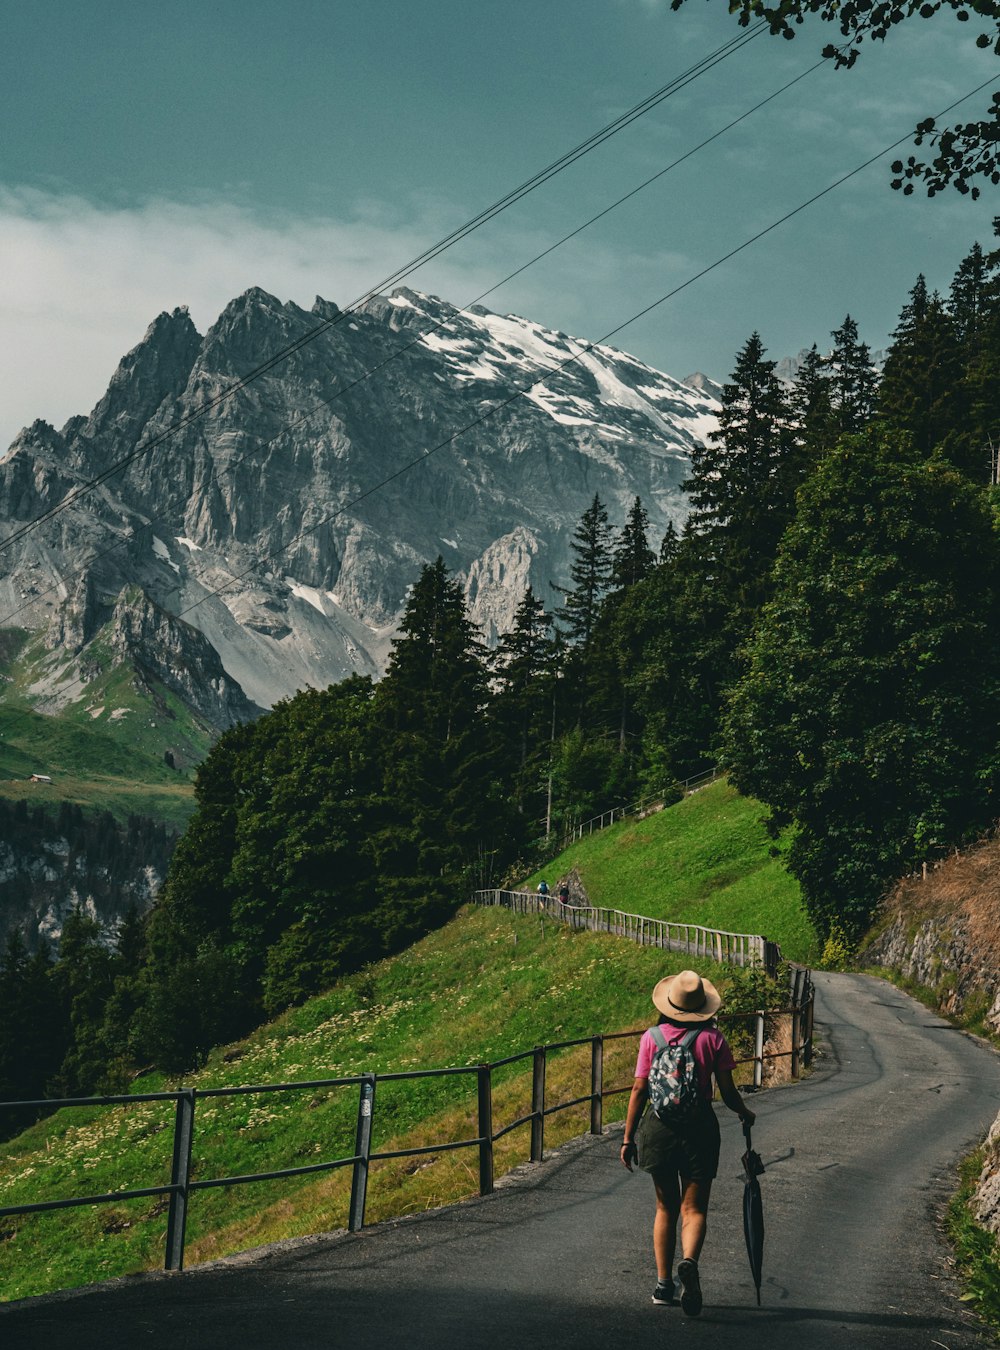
[652,1279,675,1306]
[677,1258,703,1316]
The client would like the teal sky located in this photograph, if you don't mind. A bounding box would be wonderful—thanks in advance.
[1,1,997,450]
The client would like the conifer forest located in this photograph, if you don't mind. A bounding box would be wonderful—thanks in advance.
[2,230,999,1124]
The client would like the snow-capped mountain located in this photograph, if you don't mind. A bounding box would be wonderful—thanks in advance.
[0,286,717,730]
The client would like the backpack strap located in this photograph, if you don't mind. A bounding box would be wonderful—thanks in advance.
[648,1025,669,1052]
[648,1025,701,1051]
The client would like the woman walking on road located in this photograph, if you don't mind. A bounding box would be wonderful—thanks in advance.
[620,969,756,1315]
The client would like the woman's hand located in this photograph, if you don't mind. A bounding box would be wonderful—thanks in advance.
[621,1140,637,1171]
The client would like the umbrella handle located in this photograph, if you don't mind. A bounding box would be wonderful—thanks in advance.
[742,1119,753,1148]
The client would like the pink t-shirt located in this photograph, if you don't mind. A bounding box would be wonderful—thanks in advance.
[634,1023,736,1103]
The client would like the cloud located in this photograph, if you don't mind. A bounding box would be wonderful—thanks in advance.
[0,185,691,453]
[0,187,464,449]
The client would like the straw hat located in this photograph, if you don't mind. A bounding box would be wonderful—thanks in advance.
[652,969,722,1023]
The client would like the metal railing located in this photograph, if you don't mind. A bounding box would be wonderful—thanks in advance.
[475,888,781,976]
[1,973,813,1278]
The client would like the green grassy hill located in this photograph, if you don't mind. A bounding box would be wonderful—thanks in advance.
[0,631,200,829]
[524,779,817,963]
[0,780,810,1301]
[0,702,196,828]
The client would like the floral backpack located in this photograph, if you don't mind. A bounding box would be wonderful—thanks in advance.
[646,1025,703,1122]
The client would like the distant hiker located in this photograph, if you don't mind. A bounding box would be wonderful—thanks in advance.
[557,882,570,906]
[537,879,549,898]
[619,970,755,1316]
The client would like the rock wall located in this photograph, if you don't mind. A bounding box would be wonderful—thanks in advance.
[974,1113,1000,1239]
[860,835,1000,1034]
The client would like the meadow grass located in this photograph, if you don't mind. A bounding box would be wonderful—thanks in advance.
[947,1147,1000,1332]
[0,694,197,826]
[523,779,818,963]
[0,904,755,1301]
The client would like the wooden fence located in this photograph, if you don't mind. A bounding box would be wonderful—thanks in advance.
[556,767,721,853]
[474,888,781,976]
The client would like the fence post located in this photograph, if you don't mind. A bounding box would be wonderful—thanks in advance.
[349,1074,376,1232]
[531,1046,546,1162]
[478,1064,494,1196]
[790,970,803,1079]
[802,975,815,1068]
[590,1036,603,1136]
[753,1013,765,1090]
[164,1089,195,1272]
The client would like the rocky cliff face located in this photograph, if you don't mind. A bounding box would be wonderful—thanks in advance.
[105,587,259,730]
[0,286,716,721]
[860,837,1000,1034]
[0,800,176,954]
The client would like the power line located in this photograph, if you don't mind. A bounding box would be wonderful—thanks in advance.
[0,22,767,557]
[165,73,997,628]
[5,69,991,698]
[0,47,829,636]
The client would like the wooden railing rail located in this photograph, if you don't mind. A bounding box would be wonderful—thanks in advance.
[474,888,781,976]
[556,767,722,853]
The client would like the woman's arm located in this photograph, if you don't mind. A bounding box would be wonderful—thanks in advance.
[620,1077,648,1170]
[715,1065,756,1125]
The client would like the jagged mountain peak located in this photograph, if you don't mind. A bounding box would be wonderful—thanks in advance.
[8,419,65,457]
[311,295,341,321]
[77,305,203,451]
[0,283,717,731]
[683,371,724,401]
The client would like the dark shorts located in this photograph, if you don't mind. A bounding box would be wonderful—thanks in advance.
[635,1104,721,1182]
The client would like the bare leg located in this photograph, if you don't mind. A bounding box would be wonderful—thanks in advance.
[652,1173,680,1282]
[678,1176,712,1261]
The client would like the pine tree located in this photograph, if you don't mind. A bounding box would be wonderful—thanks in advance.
[134,719,260,1070]
[879,277,964,457]
[48,910,117,1097]
[490,587,555,828]
[622,335,807,790]
[788,344,835,463]
[949,241,996,355]
[372,557,503,938]
[226,678,381,1017]
[552,494,613,651]
[829,315,879,435]
[952,226,1000,477]
[684,332,796,610]
[659,520,680,564]
[621,542,733,783]
[611,497,656,592]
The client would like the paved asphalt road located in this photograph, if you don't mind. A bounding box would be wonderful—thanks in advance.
[3,971,1000,1349]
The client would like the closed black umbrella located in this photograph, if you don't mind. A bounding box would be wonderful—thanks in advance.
[741,1121,765,1306]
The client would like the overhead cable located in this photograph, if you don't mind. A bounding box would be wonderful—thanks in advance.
[167,72,998,627]
[0,46,827,638]
[0,22,767,555]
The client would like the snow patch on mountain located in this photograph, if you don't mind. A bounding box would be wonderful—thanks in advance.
[0,284,717,725]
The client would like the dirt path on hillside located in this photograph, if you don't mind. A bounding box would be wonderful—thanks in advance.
[4,971,1000,1349]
